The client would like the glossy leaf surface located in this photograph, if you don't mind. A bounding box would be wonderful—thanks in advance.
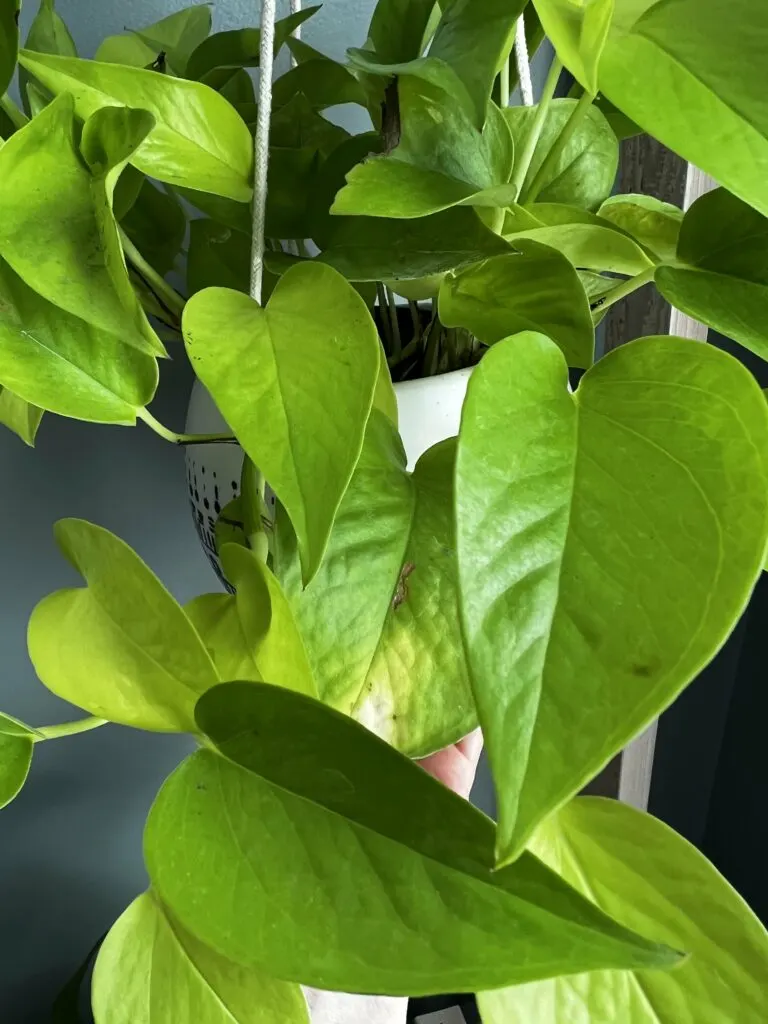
[479,798,768,1023]
[533,0,613,93]
[186,8,317,79]
[320,207,511,281]
[274,415,475,757]
[656,187,768,361]
[505,203,654,275]
[0,259,157,424]
[505,98,618,211]
[28,520,218,732]
[95,5,211,73]
[598,193,682,263]
[440,244,595,367]
[366,0,436,63]
[145,682,678,996]
[184,267,379,584]
[185,544,316,697]
[18,50,253,200]
[456,333,768,864]
[20,0,77,114]
[92,890,308,1024]
[0,0,18,95]
[0,95,163,357]
[0,729,33,810]
[0,388,43,446]
[598,0,768,219]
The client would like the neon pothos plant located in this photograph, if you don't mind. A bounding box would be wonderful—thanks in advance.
[1,0,768,1019]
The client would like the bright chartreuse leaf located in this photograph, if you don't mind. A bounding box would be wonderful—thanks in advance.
[20,0,77,115]
[0,729,33,810]
[0,388,43,445]
[0,0,19,96]
[598,193,682,263]
[374,343,398,425]
[456,333,768,865]
[183,266,379,583]
[121,179,186,277]
[505,98,618,211]
[0,95,164,357]
[504,203,654,275]
[18,50,253,200]
[186,7,318,80]
[656,187,768,361]
[427,0,527,128]
[598,0,768,220]
[332,75,515,219]
[366,0,437,63]
[0,711,39,737]
[187,218,250,296]
[95,5,212,74]
[533,0,613,93]
[479,798,768,1023]
[145,681,678,995]
[0,258,158,424]
[80,104,156,181]
[274,414,475,757]
[185,544,316,697]
[439,243,595,367]
[27,519,219,732]
[92,890,309,1024]
[319,207,512,282]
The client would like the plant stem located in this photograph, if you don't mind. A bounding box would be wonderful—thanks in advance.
[500,59,510,108]
[35,716,106,742]
[408,300,421,342]
[0,93,28,130]
[376,283,393,351]
[510,57,563,201]
[592,267,656,320]
[119,228,186,320]
[522,88,595,205]
[137,407,236,446]
[385,286,402,357]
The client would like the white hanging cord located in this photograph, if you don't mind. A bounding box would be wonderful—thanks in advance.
[514,14,534,106]
[250,0,278,305]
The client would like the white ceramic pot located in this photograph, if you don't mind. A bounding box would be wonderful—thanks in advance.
[185,366,473,580]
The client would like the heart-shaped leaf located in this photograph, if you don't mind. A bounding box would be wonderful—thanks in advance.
[95,5,212,74]
[656,187,768,361]
[505,203,655,276]
[185,544,316,697]
[439,243,595,367]
[186,7,318,80]
[183,265,380,584]
[18,50,253,200]
[0,258,158,425]
[92,890,309,1024]
[533,0,613,94]
[479,798,768,1023]
[145,682,679,996]
[456,332,768,864]
[598,0,768,220]
[505,98,618,211]
[332,75,514,219]
[0,714,35,810]
[0,0,19,96]
[0,388,43,446]
[598,193,683,264]
[0,95,164,357]
[28,519,219,732]
[320,207,512,282]
[274,413,475,757]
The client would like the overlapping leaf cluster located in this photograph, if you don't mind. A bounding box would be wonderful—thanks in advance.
[1,1,768,1021]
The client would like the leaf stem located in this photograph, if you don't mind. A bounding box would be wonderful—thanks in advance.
[119,228,186,320]
[35,716,106,742]
[385,286,402,357]
[500,59,510,108]
[510,57,562,200]
[522,88,595,205]
[137,407,237,446]
[592,267,656,320]
[0,93,28,130]
[376,283,393,352]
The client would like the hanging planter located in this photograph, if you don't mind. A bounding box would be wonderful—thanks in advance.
[185,365,473,582]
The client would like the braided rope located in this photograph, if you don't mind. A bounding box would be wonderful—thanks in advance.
[514,14,534,106]
[250,0,278,304]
